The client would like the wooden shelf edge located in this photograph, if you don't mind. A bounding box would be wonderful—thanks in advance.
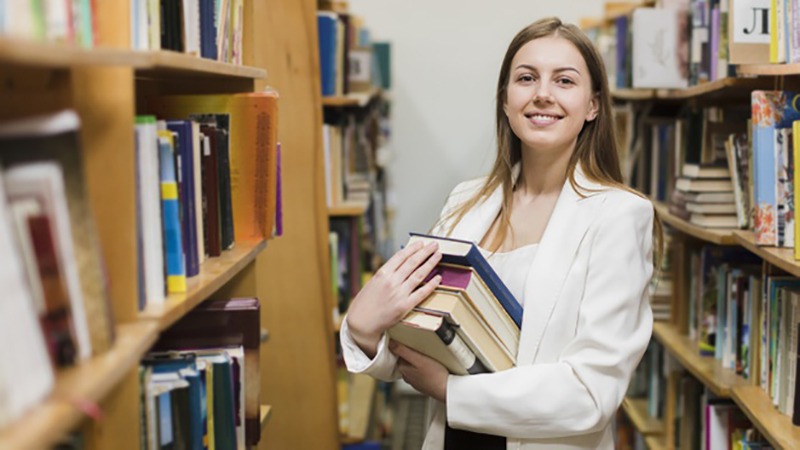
[731,385,800,450]
[621,397,665,435]
[259,405,273,431]
[737,62,800,77]
[732,230,800,278]
[0,38,144,69]
[653,201,737,245]
[644,434,667,450]
[138,239,267,330]
[328,201,369,217]
[138,50,267,79]
[612,88,656,101]
[0,321,159,449]
[652,322,748,397]
[322,87,381,107]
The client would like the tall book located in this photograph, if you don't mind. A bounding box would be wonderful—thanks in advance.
[158,129,188,293]
[0,110,115,355]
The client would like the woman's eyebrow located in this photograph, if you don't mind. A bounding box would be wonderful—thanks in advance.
[514,64,580,75]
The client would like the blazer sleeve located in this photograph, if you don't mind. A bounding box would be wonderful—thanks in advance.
[339,180,478,379]
[446,194,655,439]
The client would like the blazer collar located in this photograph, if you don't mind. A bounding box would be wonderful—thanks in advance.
[448,163,608,364]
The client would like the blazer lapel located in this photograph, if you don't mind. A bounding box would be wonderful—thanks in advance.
[516,170,606,365]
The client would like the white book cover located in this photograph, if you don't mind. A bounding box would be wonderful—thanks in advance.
[0,172,54,428]
[191,122,205,263]
[136,119,166,307]
[632,8,689,89]
[5,162,93,361]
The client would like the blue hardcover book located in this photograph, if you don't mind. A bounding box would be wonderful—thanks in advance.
[167,120,200,277]
[158,131,187,293]
[199,0,217,60]
[407,233,523,328]
[317,12,338,96]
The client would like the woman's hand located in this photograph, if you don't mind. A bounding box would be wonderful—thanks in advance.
[346,241,442,358]
[390,341,449,402]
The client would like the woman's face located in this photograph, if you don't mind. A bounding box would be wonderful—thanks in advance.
[504,36,598,159]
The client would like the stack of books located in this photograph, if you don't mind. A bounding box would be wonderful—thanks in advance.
[671,163,737,228]
[387,233,522,374]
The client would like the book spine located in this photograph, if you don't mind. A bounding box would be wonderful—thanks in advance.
[794,322,800,425]
[434,321,487,375]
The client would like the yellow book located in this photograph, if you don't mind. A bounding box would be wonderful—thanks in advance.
[205,359,216,450]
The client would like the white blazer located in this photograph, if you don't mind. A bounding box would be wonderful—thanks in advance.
[341,166,654,449]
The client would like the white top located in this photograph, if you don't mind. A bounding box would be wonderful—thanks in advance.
[479,244,539,308]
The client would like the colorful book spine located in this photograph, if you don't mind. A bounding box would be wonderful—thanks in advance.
[166,120,200,277]
[158,130,187,293]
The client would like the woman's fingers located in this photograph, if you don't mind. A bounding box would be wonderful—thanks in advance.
[401,248,442,292]
[404,273,442,309]
[376,240,424,277]
[395,242,439,282]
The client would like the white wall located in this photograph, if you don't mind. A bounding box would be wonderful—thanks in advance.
[348,0,605,248]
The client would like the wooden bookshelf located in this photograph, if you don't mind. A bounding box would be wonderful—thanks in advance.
[260,405,273,431]
[135,50,267,79]
[652,322,748,397]
[341,373,377,444]
[732,230,800,277]
[612,88,656,101]
[654,77,773,100]
[329,200,370,217]
[0,321,159,450]
[732,385,800,450]
[621,397,665,435]
[322,87,381,107]
[653,201,737,245]
[138,240,267,330]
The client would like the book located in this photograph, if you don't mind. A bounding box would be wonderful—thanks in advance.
[675,177,734,193]
[631,7,689,89]
[689,213,739,228]
[157,129,187,293]
[0,110,115,356]
[388,310,488,375]
[415,289,515,372]
[682,163,731,178]
[424,264,519,358]
[685,202,737,214]
[406,233,523,328]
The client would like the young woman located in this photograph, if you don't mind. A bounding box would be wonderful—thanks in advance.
[341,17,657,450]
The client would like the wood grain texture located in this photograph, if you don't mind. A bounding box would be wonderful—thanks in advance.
[250,0,340,449]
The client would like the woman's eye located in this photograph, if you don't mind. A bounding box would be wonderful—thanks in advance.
[557,78,574,85]
[519,74,534,82]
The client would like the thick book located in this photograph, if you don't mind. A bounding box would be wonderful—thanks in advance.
[166,120,200,277]
[424,264,519,359]
[406,233,523,328]
[157,130,188,293]
[388,310,487,375]
[415,289,515,372]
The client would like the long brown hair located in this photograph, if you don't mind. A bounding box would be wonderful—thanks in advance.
[437,17,663,264]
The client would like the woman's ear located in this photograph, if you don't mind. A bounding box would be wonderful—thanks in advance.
[586,95,599,122]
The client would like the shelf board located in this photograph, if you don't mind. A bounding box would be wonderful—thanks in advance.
[612,88,656,101]
[135,50,267,79]
[653,322,748,397]
[260,405,273,431]
[732,385,800,450]
[0,321,159,449]
[139,239,267,330]
[737,62,800,77]
[644,434,667,450]
[621,397,665,435]
[733,230,800,277]
[341,373,376,444]
[0,38,140,69]
[328,200,369,217]
[653,201,737,245]
[322,87,381,107]
[654,77,773,100]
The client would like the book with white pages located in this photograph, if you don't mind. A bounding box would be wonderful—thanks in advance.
[0,172,54,428]
[685,202,737,214]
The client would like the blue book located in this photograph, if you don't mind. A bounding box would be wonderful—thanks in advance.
[166,120,199,277]
[407,233,523,328]
[158,131,187,293]
[317,12,338,96]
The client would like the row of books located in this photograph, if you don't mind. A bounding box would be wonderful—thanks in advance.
[672,242,800,423]
[0,0,96,47]
[141,297,261,450]
[130,0,244,64]
[0,111,115,428]
[316,9,375,96]
[386,233,523,375]
[142,91,281,309]
[585,0,778,91]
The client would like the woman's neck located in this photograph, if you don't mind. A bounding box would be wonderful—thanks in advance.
[516,145,573,196]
